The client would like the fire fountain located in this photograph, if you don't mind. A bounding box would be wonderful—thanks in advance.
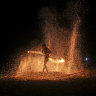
[1,2,95,81]
[12,6,85,80]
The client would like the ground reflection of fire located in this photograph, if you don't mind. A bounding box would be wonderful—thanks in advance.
[0,69,96,81]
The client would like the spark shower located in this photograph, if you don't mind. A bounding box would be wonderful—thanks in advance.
[1,0,90,80]
[15,4,83,78]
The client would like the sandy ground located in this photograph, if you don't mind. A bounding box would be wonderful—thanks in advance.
[0,70,96,96]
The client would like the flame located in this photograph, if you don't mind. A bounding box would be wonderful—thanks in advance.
[49,58,65,63]
[59,59,65,63]
[27,50,65,64]
[27,51,42,55]
[16,10,82,77]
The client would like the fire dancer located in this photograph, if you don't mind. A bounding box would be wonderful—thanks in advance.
[42,44,51,72]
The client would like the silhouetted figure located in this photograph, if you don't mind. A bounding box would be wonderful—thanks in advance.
[42,44,51,72]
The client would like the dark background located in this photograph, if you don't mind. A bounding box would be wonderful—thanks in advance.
[0,0,96,70]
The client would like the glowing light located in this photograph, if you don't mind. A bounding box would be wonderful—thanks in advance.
[27,51,42,55]
[59,59,64,63]
[15,6,83,77]
[27,51,30,53]
[85,57,88,61]
[27,51,65,63]
[49,58,65,63]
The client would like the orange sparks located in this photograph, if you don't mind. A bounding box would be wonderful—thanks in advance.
[27,50,65,63]
[49,58,65,63]
[27,51,42,55]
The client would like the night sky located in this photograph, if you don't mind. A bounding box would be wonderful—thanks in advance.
[0,0,96,69]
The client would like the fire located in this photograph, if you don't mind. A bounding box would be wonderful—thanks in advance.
[27,50,65,63]
[15,6,83,77]
[59,59,65,63]
[49,58,65,63]
[27,51,42,55]
[15,50,65,76]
